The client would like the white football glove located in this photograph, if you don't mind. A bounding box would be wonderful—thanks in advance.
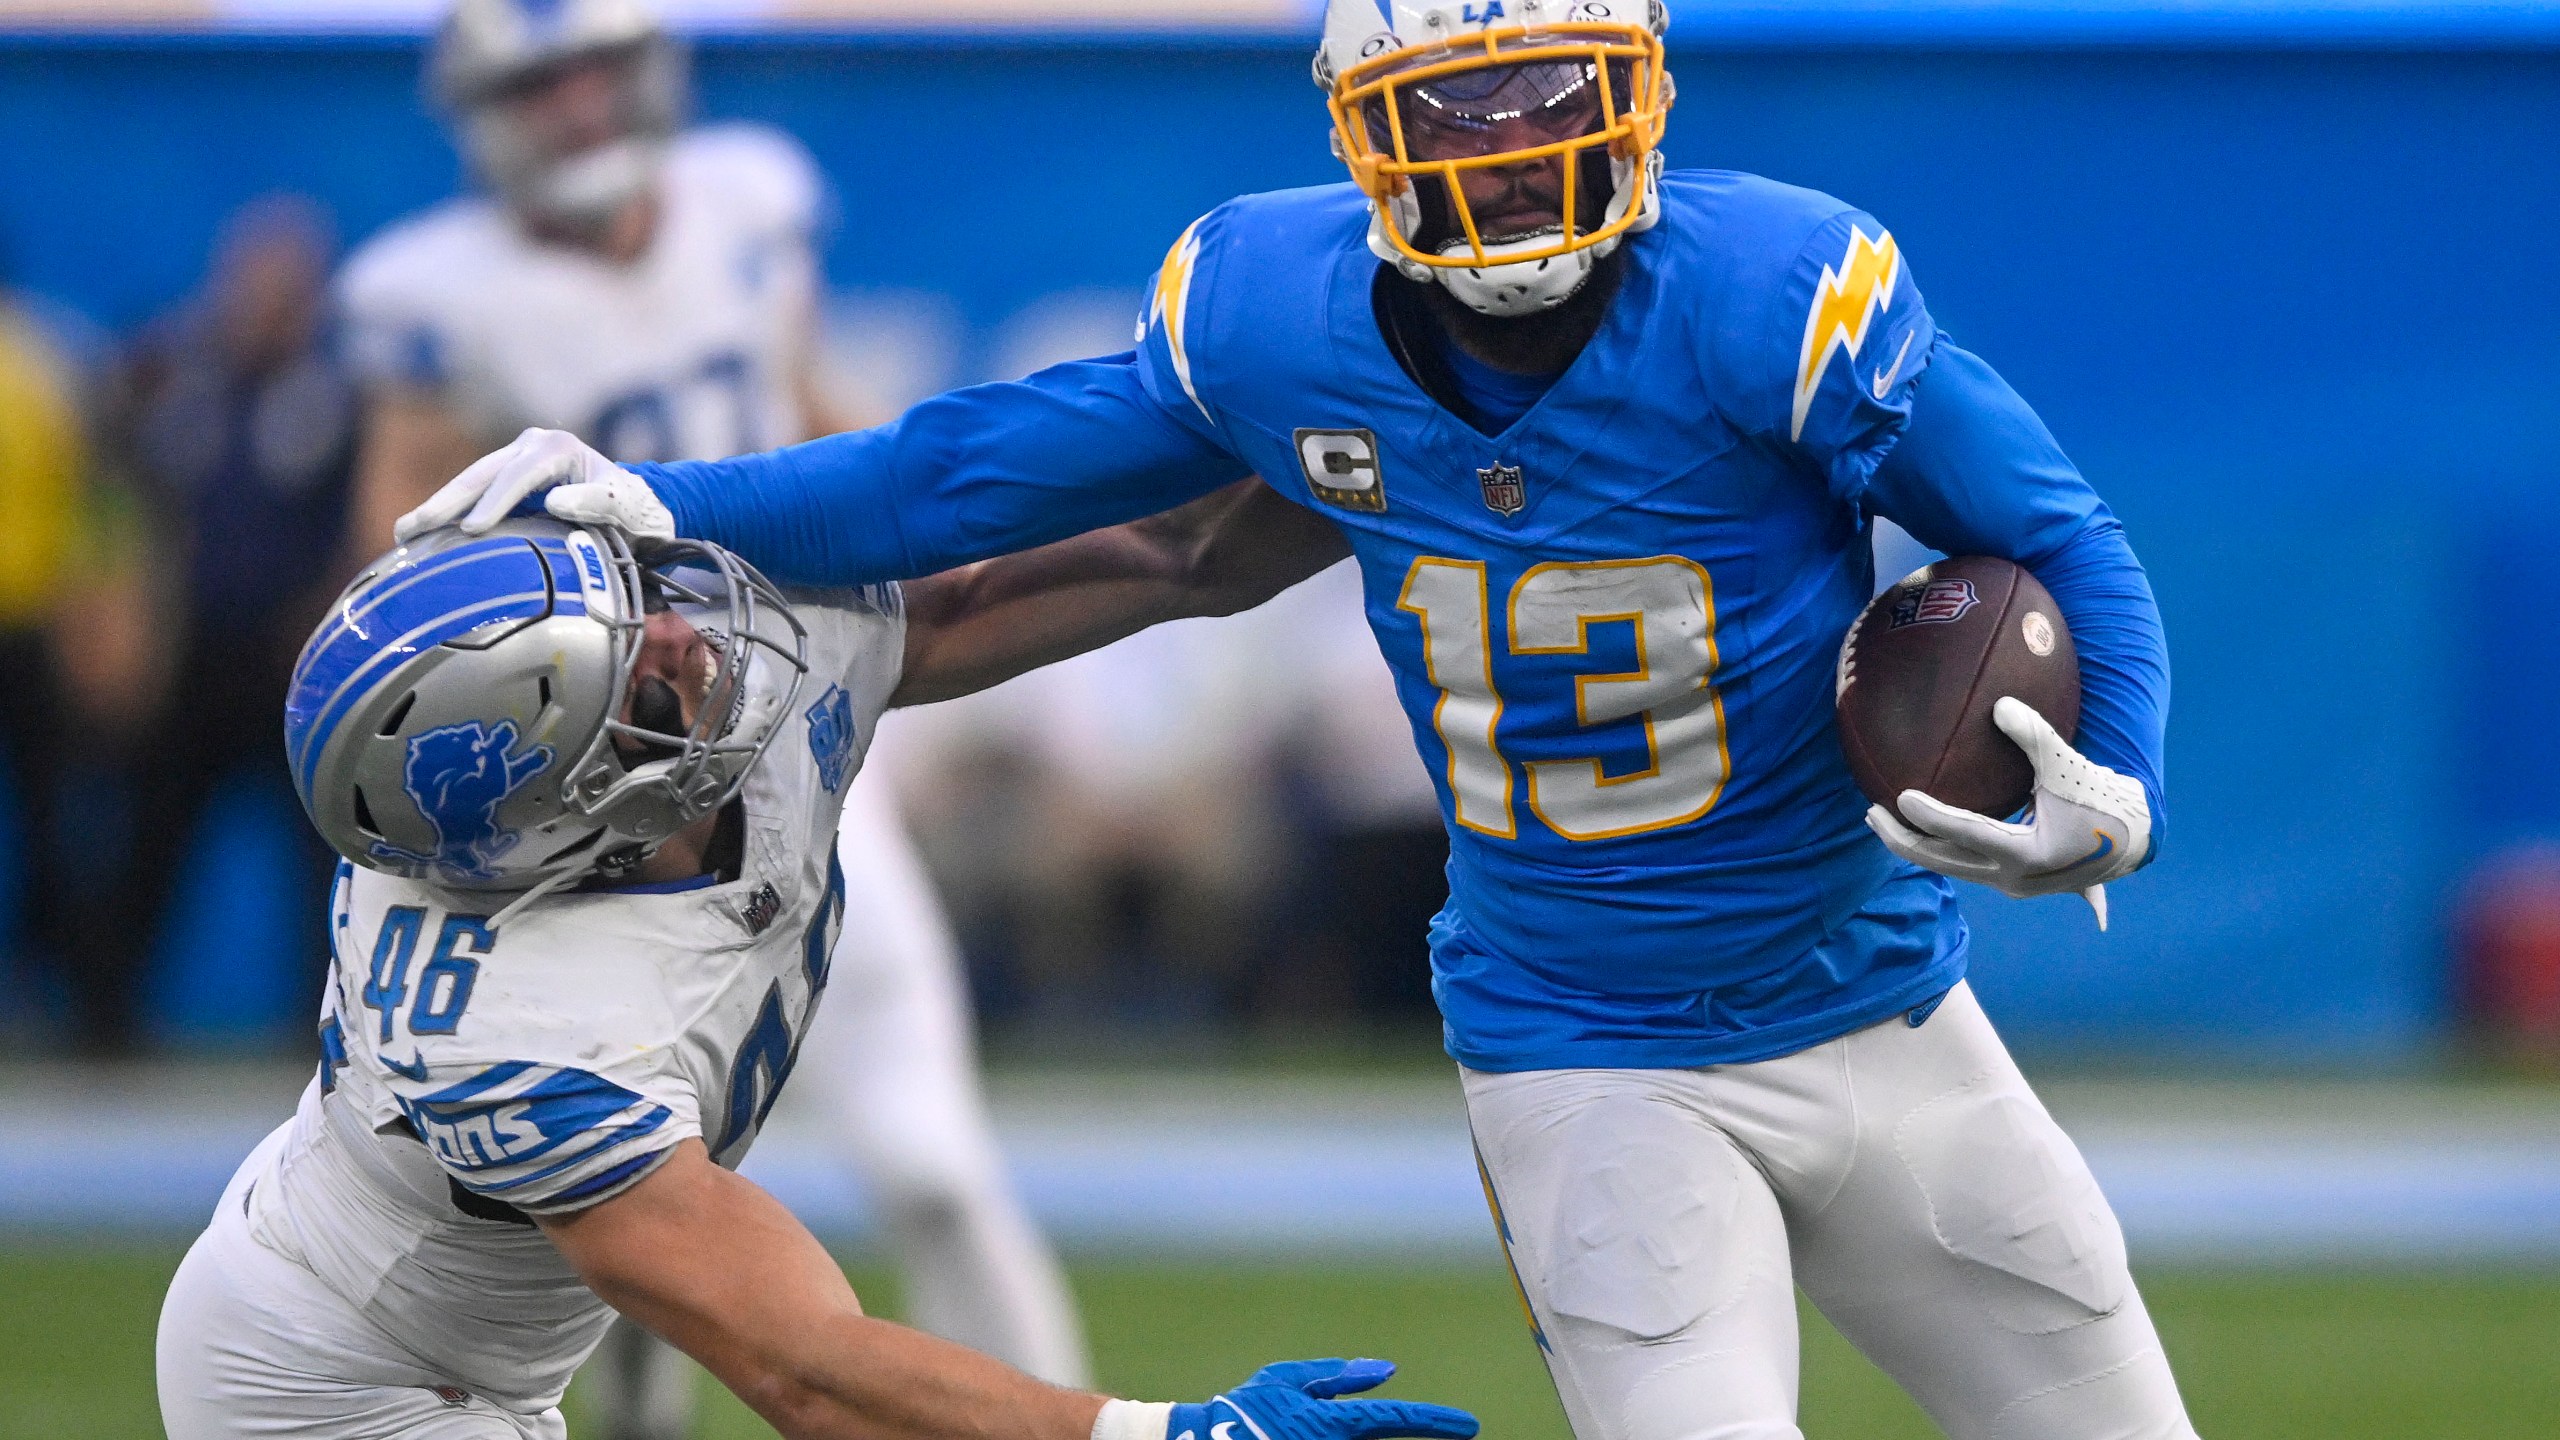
[1866,696,2151,930]
[394,427,674,545]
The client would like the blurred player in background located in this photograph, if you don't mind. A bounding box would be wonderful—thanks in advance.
[114,194,356,1040]
[410,0,2193,1434]
[0,253,134,1052]
[337,2,1085,1433]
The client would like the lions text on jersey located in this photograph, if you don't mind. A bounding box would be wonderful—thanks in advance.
[628,171,2169,1074]
[339,124,820,463]
[240,584,901,1414]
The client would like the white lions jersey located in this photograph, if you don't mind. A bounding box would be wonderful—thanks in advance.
[238,587,902,1414]
[339,123,821,461]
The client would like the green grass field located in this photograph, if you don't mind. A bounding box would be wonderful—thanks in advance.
[13,1245,2560,1439]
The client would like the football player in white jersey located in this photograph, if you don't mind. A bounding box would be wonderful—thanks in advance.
[160,505,1473,1440]
[334,1,1089,1426]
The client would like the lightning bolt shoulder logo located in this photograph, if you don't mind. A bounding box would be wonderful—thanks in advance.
[1791,225,1902,442]
[1148,218,1211,424]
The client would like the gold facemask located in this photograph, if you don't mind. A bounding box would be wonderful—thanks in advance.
[1326,18,1672,271]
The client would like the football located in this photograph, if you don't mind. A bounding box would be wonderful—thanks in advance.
[1835,556,2080,819]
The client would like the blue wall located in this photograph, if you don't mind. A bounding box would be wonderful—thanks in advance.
[9,35,2557,1056]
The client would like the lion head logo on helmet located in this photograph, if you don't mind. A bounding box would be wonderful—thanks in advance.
[371,720,557,882]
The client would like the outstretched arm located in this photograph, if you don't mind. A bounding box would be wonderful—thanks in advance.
[891,478,1350,707]
[542,1141,1098,1440]
[346,386,489,563]
[397,355,1252,588]
[540,1139,1477,1440]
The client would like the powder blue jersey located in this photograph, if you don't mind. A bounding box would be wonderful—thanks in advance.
[1135,174,1958,1067]
[637,171,2168,1072]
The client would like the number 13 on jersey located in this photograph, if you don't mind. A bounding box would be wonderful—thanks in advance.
[1397,556,1731,842]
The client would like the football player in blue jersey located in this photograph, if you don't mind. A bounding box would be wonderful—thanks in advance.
[405,0,2190,1434]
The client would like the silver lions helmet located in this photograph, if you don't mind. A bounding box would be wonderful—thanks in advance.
[285,518,807,895]
[430,0,686,232]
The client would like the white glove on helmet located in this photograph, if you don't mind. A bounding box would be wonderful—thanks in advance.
[1866,696,2151,929]
[396,427,674,545]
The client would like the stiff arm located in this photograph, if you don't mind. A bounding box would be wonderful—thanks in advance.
[889,477,1350,708]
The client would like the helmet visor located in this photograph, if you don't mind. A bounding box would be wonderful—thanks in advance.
[1372,59,1609,164]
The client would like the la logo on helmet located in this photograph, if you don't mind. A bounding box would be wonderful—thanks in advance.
[1463,1,1507,21]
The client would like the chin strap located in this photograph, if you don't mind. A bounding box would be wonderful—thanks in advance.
[488,866,583,929]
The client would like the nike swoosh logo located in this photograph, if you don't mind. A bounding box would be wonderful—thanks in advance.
[2076,832,2114,867]
[1213,1397,1275,1440]
[384,1052,431,1082]
[1872,330,1916,399]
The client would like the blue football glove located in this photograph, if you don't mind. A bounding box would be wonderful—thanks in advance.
[1144,1360,1477,1440]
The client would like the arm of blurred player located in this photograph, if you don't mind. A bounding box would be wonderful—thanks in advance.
[793,305,869,440]
[796,357,865,441]
[348,386,489,558]
[540,1139,1479,1440]
[1858,342,2167,918]
[891,477,1348,707]
[540,1139,1101,1440]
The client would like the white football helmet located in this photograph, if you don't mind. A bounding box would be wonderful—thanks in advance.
[430,0,686,232]
[1316,0,1673,316]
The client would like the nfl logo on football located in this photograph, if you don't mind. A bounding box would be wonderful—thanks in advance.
[1477,463,1526,517]
[1889,577,1980,629]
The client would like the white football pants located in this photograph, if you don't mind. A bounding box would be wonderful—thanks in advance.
[588,773,1090,1437]
[1463,982,2199,1440]
[159,1127,568,1440]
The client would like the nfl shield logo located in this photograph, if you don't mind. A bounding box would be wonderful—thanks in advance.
[1888,577,1981,629]
[1477,463,1526,517]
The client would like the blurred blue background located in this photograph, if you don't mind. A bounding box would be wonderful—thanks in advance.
[4,14,2558,1058]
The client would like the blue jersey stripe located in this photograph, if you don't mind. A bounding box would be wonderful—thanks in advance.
[396,1059,678,1203]
[540,1149,669,1207]
[588,872,722,896]
[462,1110,673,1195]
[411,1057,536,1107]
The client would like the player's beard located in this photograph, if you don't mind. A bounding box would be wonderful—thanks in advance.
[1408,242,1628,375]
[1410,148,1614,257]
[525,137,664,233]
